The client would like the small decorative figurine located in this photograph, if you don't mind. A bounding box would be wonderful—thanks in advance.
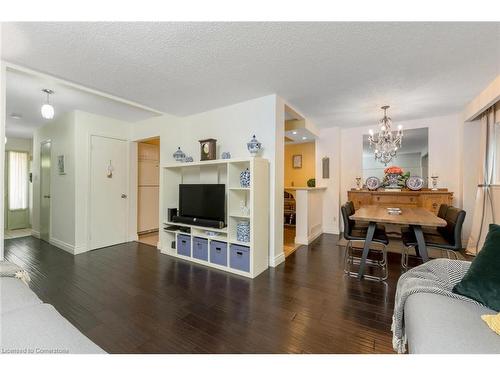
[431,175,439,190]
[221,152,231,159]
[240,200,250,216]
[173,147,185,162]
[247,135,262,156]
[183,156,194,163]
[355,177,362,190]
[240,168,250,188]
[199,138,217,161]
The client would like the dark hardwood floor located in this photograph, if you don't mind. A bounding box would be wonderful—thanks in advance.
[4,234,402,353]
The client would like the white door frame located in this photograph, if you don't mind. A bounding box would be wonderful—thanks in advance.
[87,134,130,250]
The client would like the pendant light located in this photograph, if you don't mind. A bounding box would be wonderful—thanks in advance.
[41,89,55,120]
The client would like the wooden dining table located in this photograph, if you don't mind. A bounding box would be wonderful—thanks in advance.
[349,205,447,279]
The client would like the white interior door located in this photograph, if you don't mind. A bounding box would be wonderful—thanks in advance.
[90,135,128,249]
[40,141,51,242]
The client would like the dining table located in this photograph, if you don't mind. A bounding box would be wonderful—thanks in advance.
[349,205,447,279]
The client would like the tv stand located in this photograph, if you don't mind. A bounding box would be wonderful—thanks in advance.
[161,158,269,278]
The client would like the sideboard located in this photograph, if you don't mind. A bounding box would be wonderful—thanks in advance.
[347,189,453,215]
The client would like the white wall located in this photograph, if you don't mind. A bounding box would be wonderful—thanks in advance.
[315,126,341,234]
[32,112,76,250]
[0,52,5,259]
[32,110,132,254]
[130,95,285,266]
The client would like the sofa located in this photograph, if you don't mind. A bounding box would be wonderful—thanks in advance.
[1,277,105,354]
[404,292,500,354]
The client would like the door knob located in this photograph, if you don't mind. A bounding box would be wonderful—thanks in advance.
[121,194,127,199]
[43,195,51,199]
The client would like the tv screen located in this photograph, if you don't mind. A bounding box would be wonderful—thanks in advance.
[179,184,225,223]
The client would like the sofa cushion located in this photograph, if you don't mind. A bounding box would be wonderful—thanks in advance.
[453,223,500,311]
[0,277,42,314]
[405,292,500,353]
[1,303,105,354]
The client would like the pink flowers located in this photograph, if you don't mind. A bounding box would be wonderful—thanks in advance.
[384,166,403,175]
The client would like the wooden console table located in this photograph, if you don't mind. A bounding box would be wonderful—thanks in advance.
[347,189,453,215]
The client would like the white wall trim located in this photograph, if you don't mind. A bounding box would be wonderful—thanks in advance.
[269,251,285,267]
[31,230,40,238]
[322,226,340,235]
[295,230,323,245]
[49,237,75,254]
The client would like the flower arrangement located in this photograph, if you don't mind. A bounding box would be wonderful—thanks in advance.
[384,166,403,175]
[382,165,410,188]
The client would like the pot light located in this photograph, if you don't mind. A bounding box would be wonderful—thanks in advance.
[292,131,298,135]
[302,136,307,140]
[41,89,55,120]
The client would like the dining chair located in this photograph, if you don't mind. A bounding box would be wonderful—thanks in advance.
[341,202,389,281]
[401,206,466,271]
[421,203,449,235]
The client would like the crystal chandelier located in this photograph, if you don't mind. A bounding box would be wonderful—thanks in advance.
[368,105,403,165]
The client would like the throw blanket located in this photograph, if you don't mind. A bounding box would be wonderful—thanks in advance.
[391,259,479,354]
[0,261,31,285]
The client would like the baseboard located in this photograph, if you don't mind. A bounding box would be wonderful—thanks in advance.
[49,237,75,255]
[323,226,340,235]
[296,230,323,245]
[269,252,285,267]
[31,230,40,238]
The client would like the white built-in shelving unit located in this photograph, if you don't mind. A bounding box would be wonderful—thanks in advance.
[161,157,269,278]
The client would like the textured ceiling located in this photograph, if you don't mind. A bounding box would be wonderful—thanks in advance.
[5,69,159,138]
[2,22,499,128]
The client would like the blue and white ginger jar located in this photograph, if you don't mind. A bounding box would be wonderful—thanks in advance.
[240,168,250,188]
[247,135,262,156]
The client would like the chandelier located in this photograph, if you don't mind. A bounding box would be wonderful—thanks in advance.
[368,105,403,165]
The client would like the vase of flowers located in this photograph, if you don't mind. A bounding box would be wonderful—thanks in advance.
[383,166,410,189]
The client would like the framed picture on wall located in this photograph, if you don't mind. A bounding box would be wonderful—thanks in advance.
[292,154,302,169]
[57,155,66,175]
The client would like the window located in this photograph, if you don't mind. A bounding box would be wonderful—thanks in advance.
[8,151,29,210]
[494,122,500,184]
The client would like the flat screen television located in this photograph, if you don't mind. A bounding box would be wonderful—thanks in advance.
[178,184,225,224]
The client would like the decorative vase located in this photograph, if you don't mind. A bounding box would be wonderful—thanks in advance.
[386,173,400,189]
[247,135,262,156]
[307,178,316,188]
[173,147,185,162]
[236,220,250,243]
[240,168,250,188]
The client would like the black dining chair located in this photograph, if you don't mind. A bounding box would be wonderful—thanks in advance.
[401,206,466,271]
[421,203,449,235]
[341,202,389,281]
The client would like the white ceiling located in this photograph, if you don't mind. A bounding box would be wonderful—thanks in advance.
[2,22,499,129]
[5,68,159,138]
[285,127,317,144]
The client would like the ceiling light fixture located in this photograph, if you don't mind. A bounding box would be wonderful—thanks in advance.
[292,131,298,135]
[368,105,403,165]
[41,89,55,120]
[302,136,307,140]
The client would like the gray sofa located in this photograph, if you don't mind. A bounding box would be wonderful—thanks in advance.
[1,277,105,354]
[404,292,500,354]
